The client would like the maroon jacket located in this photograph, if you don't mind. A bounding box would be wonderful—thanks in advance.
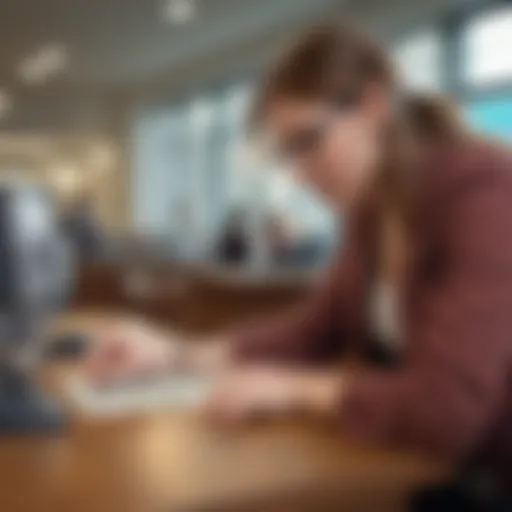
[233,138,512,484]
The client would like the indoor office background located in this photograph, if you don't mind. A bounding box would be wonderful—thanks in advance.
[132,0,512,269]
[0,2,512,509]
[0,0,510,270]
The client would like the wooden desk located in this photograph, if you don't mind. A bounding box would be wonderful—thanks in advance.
[0,313,451,512]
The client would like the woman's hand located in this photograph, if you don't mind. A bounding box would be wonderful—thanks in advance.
[84,320,179,384]
[203,366,342,423]
[84,320,230,385]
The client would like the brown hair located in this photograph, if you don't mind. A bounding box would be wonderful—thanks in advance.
[251,23,465,228]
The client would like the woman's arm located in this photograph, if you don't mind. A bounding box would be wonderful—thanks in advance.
[229,229,366,364]
[84,239,363,382]
[340,170,512,458]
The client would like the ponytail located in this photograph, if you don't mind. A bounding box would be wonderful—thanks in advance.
[403,93,464,142]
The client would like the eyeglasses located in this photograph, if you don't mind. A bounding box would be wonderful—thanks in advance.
[271,111,339,162]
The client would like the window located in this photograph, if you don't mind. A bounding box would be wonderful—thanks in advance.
[465,93,512,141]
[131,81,335,267]
[394,29,443,91]
[463,6,512,87]
[132,109,176,234]
[189,96,214,234]
[225,84,253,202]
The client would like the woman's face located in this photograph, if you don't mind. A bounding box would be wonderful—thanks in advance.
[264,93,388,212]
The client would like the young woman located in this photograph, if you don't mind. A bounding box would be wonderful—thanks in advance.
[87,24,512,490]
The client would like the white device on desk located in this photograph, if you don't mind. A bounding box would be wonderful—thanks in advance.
[66,372,213,416]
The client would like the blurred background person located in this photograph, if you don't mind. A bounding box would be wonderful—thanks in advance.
[216,207,252,265]
[265,210,332,267]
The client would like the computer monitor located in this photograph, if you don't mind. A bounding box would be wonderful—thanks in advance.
[0,183,73,434]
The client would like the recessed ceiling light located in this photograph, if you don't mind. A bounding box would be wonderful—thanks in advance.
[162,0,196,25]
[18,43,68,85]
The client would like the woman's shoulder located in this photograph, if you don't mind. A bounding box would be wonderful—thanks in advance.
[421,136,512,203]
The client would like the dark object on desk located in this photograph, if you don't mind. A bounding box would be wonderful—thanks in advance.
[0,365,64,434]
[44,332,90,360]
[0,184,72,435]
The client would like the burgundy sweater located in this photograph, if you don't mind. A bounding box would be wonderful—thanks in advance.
[233,138,512,485]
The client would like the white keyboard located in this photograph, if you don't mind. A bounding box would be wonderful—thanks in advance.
[66,373,213,416]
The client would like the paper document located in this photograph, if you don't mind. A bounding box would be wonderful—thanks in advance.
[66,373,213,416]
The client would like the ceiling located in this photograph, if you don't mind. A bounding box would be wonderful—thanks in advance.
[0,0,343,94]
[0,0,467,133]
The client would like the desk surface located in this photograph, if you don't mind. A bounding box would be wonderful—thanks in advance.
[0,312,451,512]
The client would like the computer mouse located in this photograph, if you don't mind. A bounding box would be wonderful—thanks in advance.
[45,332,91,360]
